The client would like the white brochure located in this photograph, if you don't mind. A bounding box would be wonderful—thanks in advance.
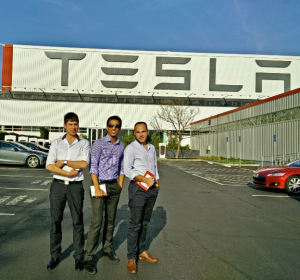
[90,184,107,197]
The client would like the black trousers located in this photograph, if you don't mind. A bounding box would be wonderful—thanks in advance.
[49,180,84,260]
[85,181,122,260]
[127,182,158,259]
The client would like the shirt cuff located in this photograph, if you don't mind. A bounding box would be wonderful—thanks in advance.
[89,167,98,176]
[130,170,140,181]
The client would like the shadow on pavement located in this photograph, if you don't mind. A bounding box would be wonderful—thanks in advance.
[60,204,167,263]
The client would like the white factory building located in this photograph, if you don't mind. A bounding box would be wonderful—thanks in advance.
[1,44,300,143]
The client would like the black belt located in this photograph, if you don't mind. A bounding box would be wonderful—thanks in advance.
[54,178,82,185]
[99,179,117,184]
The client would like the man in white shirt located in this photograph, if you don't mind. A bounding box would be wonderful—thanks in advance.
[46,112,90,271]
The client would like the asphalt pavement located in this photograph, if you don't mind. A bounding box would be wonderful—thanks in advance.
[0,160,300,280]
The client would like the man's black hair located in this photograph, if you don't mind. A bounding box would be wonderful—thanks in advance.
[107,116,122,127]
[134,122,148,130]
[64,112,79,124]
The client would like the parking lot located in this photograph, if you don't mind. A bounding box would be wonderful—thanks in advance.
[1,160,300,280]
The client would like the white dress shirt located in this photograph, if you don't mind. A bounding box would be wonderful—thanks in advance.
[46,134,90,181]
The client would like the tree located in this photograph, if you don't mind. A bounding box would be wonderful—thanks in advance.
[120,131,136,147]
[79,133,88,140]
[150,100,200,158]
[40,127,49,139]
[150,132,162,149]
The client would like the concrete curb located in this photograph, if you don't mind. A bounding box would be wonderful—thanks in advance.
[158,157,260,167]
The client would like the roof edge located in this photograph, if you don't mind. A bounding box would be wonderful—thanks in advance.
[190,87,300,125]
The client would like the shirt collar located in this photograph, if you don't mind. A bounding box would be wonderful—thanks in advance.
[105,134,120,144]
[62,134,81,141]
[135,139,150,148]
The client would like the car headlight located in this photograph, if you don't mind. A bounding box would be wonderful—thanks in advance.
[267,173,286,177]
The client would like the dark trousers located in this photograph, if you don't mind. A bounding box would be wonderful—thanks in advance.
[49,180,84,260]
[85,181,122,260]
[127,182,158,259]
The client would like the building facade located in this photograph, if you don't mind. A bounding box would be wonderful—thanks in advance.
[2,44,300,142]
[190,88,300,164]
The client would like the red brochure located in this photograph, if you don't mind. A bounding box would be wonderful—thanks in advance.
[137,170,155,191]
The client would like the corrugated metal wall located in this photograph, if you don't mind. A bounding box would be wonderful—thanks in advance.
[191,119,300,161]
[191,91,300,161]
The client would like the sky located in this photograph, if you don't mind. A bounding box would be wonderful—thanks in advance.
[1,0,300,84]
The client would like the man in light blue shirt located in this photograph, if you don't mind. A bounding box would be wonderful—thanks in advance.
[124,122,159,274]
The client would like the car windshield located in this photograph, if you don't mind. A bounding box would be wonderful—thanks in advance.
[10,142,31,151]
[36,143,48,149]
[287,159,300,167]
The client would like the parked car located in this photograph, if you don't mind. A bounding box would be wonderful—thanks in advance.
[0,141,48,168]
[253,159,300,194]
[16,141,49,153]
[44,143,51,149]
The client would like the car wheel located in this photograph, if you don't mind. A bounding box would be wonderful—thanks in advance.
[26,156,40,168]
[285,175,300,194]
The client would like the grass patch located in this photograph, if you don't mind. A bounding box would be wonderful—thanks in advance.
[198,156,256,164]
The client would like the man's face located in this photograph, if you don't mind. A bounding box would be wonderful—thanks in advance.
[134,123,149,144]
[64,120,79,137]
[107,119,121,138]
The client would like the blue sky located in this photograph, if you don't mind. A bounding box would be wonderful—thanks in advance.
[1,0,300,84]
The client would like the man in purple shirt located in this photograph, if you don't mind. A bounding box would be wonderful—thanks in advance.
[85,116,125,275]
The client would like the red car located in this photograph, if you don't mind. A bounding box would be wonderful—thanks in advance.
[253,159,300,194]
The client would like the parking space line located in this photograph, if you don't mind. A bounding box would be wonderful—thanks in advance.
[252,195,300,198]
[6,195,28,205]
[23,198,37,203]
[193,174,224,185]
[0,187,48,191]
[0,213,15,216]
[0,175,52,178]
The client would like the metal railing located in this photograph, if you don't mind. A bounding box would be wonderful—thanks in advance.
[261,153,300,167]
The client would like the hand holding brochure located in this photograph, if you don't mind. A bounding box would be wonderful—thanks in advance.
[90,184,107,197]
[138,170,155,191]
[62,165,73,172]
[62,165,81,172]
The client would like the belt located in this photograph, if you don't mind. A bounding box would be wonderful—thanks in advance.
[131,180,156,188]
[99,179,117,184]
[54,178,82,185]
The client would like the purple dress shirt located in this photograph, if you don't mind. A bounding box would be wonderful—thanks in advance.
[89,134,125,181]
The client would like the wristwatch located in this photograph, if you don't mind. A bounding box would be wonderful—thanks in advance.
[64,160,68,165]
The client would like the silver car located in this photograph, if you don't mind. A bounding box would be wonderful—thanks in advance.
[0,141,48,168]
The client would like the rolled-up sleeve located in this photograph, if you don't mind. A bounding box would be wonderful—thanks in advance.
[124,145,140,181]
[46,140,57,167]
[80,140,90,164]
[89,140,101,175]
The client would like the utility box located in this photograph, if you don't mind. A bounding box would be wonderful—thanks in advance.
[159,143,166,159]
[4,135,16,142]
[38,139,45,146]
[29,137,38,143]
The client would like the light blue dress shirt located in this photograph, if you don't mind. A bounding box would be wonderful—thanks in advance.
[124,140,159,181]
